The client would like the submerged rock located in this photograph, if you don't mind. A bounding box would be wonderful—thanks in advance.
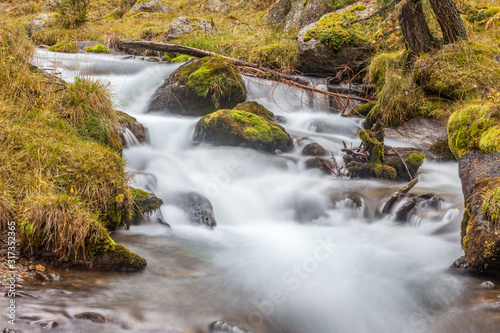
[147,56,246,116]
[194,104,293,153]
[75,312,107,323]
[479,281,496,289]
[302,142,328,156]
[458,151,500,272]
[174,192,217,228]
[129,0,173,14]
[305,156,335,174]
[163,16,214,42]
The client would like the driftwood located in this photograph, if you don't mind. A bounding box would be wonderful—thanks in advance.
[382,178,419,214]
[118,39,371,104]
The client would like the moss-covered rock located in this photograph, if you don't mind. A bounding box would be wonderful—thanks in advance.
[233,101,274,120]
[194,107,293,153]
[92,243,147,271]
[351,102,375,117]
[459,151,500,272]
[116,111,149,147]
[48,40,78,53]
[147,56,247,116]
[131,188,163,224]
[305,156,335,174]
[448,102,500,159]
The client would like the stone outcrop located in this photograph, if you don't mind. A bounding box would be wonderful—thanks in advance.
[163,16,214,42]
[267,0,330,31]
[129,0,173,14]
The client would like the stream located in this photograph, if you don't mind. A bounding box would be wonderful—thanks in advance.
[11,50,500,332]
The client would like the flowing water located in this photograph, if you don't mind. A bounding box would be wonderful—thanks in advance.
[13,50,500,332]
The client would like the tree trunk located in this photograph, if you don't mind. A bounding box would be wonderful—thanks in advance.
[429,0,468,44]
[398,0,436,55]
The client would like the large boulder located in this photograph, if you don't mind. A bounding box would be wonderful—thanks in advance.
[267,0,330,31]
[194,103,294,153]
[129,0,173,14]
[147,56,247,116]
[163,16,214,42]
[458,151,500,272]
[28,13,51,36]
[201,0,230,14]
[297,3,373,74]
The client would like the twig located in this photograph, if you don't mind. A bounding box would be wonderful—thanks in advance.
[382,178,419,213]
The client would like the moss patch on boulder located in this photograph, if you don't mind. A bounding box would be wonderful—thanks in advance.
[130,188,163,224]
[448,102,500,159]
[84,44,111,53]
[233,101,274,120]
[194,105,293,153]
[148,56,247,116]
[48,40,78,53]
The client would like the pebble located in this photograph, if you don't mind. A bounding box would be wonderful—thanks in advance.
[480,281,496,289]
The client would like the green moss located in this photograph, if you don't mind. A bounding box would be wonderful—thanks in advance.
[171,54,193,62]
[107,244,147,271]
[304,11,373,51]
[233,101,274,120]
[84,44,110,53]
[351,102,375,117]
[448,102,500,159]
[131,188,163,222]
[195,109,293,153]
[48,40,78,53]
[406,152,425,170]
[175,56,247,110]
[359,129,384,164]
[373,164,397,180]
[350,4,367,11]
[483,183,500,223]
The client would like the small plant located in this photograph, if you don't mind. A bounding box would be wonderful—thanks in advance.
[84,44,111,53]
[48,40,79,53]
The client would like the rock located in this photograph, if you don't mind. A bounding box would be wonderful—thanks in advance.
[75,312,106,323]
[129,0,173,14]
[479,281,496,289]
[147,56,247,116]
[267,0,329,31]
[116,111,149,147]
[395,198,417,222]
[174,192,217,228]
[450,256,470,271]
[210,321,247,333]
[91,244,147,271]
[202,0,230,14]
[458,151,500,272]
[297,23,369,74]
[163,16,214,42]
[385,117,454,161]
[296,3,374,74]
[28,13,51,36]
[302,142,327,156]
[194,107,294,153]
[233,101,274,120]
[305,156,335,174]
[131,188,163,224]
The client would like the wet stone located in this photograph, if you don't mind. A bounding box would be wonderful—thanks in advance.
[75,312,107,323]
[480,281,496,289]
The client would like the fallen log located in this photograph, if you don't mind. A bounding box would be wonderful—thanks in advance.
[118,39,371,103]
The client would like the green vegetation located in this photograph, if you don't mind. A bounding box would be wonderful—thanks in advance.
[448,102,500,159]
[483,182,500,222]
[0,23,145,270]
[233,101,274,120]
[194,106,292,153]
[178,56,246,109]
[48,40,79,53]
[84,43,111,53]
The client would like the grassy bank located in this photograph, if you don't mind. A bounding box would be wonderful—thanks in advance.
[0,22,145,270]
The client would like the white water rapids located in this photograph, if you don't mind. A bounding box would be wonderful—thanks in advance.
[17,50,499,333]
